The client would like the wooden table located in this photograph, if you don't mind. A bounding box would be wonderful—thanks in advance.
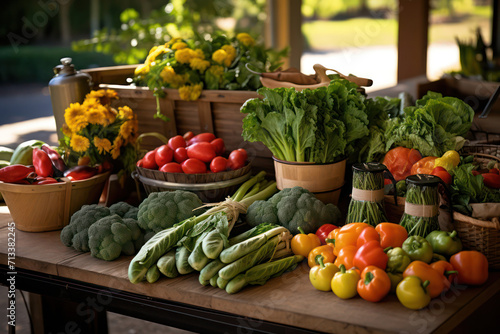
[1,205,499,334]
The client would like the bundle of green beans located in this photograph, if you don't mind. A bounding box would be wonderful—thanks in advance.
[399,183,440,237]
[346,169,388,226]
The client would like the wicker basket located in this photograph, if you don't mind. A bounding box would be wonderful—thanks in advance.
[134,163,252,202]
[0,172,110,232]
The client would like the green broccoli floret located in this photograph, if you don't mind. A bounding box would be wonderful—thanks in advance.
[109,201,139,220]
[246,186,341,234]
[60,204,111,252]
[137,190,203,234]
[122,218,145,253]
[88,214,134,261]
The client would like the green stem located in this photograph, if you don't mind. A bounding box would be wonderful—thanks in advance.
[239,181,278,209]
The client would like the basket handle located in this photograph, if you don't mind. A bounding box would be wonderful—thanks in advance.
[313,64,373,87]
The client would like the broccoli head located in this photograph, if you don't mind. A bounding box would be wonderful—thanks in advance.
[109,201,139,220]
[137,190,203,234]
[88,214,134,261]
[122,218,145,254]
[246,186,341,234]
[60,204,111,252]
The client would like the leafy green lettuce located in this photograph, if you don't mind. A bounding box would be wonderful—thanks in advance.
[385,92,474,157]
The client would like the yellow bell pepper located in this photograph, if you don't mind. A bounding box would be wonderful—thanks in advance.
[434,150,460,172]
[396,276,431,310]
[291,227,321,257]
[309,256,340,291]
[331,264,360,299]
[308,245,336,268]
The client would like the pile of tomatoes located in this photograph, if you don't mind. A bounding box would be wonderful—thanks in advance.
[137,132,248,174]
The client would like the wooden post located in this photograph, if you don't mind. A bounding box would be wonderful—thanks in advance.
[397,0,430,81]
[266,0,303,70]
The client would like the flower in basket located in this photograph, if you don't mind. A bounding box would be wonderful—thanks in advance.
[60,89,138,184]
[133,32,286,120]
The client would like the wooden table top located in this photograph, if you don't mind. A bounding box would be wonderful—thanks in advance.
[1,205,499,334]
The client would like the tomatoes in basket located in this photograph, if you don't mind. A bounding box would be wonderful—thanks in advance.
[160,162,183,173]
[168,135,187,151]
[210,138,225,156]
[183,131,195,142]
[227,149,247,170]
[187,132,216,146]
[187,142,216,163]
[181,158,207,174]
[155,145,174,167]
[210,156,228,173]
[142,150,158,169]
[174,147,188,163]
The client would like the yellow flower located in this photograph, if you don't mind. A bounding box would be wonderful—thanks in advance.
[212,49,228,65]
[146,44,167,64]
[171,42,187,50]
[93,137,112,154]
[134,63,150,76]
[119,120,138,142]
[193,49,205,59]
[236,33,255,47]
[167,38,182,47]
[178,83,203,101]
[189,58,211,73]
[207,65,224,79]
[84,89,117,106]
[160,66,187,88]
[86,107,107,125]
[175,48,194,64]
[62,124,72,137]
[70,134,90,153]
[64,102,84,125]
[82,97,100,109]
[111,137,124,160]
[118,106,134,120]
[221,45,236,67]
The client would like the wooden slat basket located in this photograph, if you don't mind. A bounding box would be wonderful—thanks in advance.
[0,172,109,232]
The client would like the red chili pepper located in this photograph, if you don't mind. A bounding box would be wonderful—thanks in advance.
[33,148,54,178]
[353,240,388,271]
[315,224,338,245]
[0,165,35,183]
[63,165,98,181]
[482,173,500,189]
[471,170,481,176]
[33,177,59,185]
[41,144,67,173]
[489,168,500,175]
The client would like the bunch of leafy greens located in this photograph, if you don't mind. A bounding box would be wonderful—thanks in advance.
[450,157,500,216]
[385,92,474,157]
[240,79,370,163]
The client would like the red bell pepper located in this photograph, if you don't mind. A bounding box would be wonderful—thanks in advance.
[431,166,452,185]
[33,176,59,185]
[356,226,380,248]
[33,148,54,177]
[41,144,67,173]
[315,224,338,245]
[482,173,500,189]
[0,165,35,183]
[63,165,98,181]
[353,240,388,271]
[450,251,489,285]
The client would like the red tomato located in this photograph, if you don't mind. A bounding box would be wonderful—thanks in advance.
[188,132,216,146]
[210,156,228,173]
[174,147,189,163]
[187,142,216,163]
[183,131,195,142]
[431,167,452,185]
[210,138,225,156]
[168,135,187,151]
[227,149,247,170]
[236,148,248,161]
[136,159,144,167]
[159,162,183,173]
[155,145,174,167]
[142,150,158,169]
[181,158,207,174]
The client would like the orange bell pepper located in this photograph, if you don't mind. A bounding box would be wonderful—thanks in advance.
[375,223,408,248]
[334,244,358,270]
[410,156,437,175]
[357,266,391,302]
[430,260,458,291]
[353,240,388,271]
[356,226,380,248]
[291,227,321,257]
[333,222,370,256]
[325,228,339,249]
[403,261,444,298]
[308,245,336,268]
[450,251,489,285]
[382,147,423,182]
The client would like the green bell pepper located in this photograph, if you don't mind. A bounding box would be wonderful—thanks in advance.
[431,253,447,263]
[425,230,462,258]
[402,236,433,263]
[386,247,411,273]
[387,272,403,294]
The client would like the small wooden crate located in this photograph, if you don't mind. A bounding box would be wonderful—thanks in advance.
[82,65,273,173]
[0,172,109,232]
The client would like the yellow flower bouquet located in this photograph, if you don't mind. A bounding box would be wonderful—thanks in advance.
[60,89,139,182]
[133,33,286,120]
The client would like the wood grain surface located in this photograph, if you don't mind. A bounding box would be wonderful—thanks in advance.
[0,206,498,334]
